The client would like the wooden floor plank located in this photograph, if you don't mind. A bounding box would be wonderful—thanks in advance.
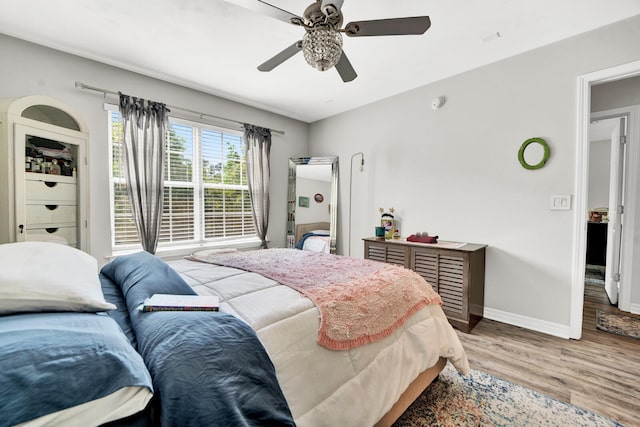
[455,283,640,427]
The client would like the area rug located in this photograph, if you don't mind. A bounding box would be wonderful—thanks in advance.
[394,364,624,427]
[585,266,605,286]
[596,309,640,340]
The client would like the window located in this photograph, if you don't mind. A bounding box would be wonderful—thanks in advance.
[109,112,255,250]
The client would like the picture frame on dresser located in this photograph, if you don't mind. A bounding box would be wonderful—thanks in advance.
[381,218,395,240]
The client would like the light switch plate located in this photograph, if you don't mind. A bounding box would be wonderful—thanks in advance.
[550,194,571,210]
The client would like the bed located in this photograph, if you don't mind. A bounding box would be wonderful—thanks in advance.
[170,247,470,426]
[294,222,331,253]
[1,242,469,426]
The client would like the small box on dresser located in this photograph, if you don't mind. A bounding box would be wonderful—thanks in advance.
[364,237,486,333]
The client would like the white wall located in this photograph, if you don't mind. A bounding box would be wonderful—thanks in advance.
[0,34,309,264]
[592,75,640,112]
[295,178,331,225]
[309,15,640,333]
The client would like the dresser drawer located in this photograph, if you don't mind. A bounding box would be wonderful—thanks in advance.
[364,240,410,268]
[25,179,77,203]
[26,204,77,226]
[26,226,77,246]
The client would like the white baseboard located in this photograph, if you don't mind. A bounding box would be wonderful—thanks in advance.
[483,308,572,339]
[630,303,640,315]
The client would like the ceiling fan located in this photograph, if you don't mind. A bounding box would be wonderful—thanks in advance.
[236,0,431,82]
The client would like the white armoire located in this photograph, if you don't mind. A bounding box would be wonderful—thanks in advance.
[0,96,89,250]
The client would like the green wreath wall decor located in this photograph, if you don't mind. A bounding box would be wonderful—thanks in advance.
[518,137,550,170]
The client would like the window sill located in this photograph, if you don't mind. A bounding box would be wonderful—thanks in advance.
[107,237,265,261]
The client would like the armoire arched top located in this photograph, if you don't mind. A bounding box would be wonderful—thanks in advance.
[0,95,88,134]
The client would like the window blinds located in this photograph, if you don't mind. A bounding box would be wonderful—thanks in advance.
[110,112,255,248]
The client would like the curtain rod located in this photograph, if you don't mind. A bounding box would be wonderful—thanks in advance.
[74,81,285,135]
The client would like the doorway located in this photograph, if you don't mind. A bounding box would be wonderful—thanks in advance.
[571,60,640,339]
[587,114,627,305]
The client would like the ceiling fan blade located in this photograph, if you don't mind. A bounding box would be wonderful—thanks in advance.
[344,16,431,37]
[225,0,301,25]
[335,51,357,82]
[257,41,303,72]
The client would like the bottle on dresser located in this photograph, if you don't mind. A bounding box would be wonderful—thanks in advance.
[32,158,43,173]
[50,159,61,175]
[61,161,71,176]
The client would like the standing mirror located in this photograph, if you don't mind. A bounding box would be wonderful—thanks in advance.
[287,156,338,253]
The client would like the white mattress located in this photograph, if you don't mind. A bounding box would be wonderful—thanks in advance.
[302,235,331,253]
[169,258,469,427]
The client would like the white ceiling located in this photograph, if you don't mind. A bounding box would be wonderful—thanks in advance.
[1,0,639,123]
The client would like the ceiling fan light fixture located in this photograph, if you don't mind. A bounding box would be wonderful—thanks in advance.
[302,27,343,71]
[253,1,431,81]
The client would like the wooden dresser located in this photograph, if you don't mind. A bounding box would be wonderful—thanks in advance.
[363,237,486,332]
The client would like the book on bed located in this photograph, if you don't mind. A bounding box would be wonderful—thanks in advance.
[140,294,219,312]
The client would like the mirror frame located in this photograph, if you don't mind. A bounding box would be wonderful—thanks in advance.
[287,156,339,253]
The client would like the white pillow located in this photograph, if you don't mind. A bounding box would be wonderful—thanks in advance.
[0,242,116,315]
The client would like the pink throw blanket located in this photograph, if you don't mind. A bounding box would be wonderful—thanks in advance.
[188,248,442,351]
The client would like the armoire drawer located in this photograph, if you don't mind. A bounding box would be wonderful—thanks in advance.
[25,179,77,203]
[26,226,77,246]
[26,204,77,226]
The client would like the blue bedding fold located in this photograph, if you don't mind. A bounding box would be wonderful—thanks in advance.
[101,272,138,349]
[0,312,153,427]
[295,232,329,249]
[101,251,296,427]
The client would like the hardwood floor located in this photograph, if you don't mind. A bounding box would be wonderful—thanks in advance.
[455,283,640,427]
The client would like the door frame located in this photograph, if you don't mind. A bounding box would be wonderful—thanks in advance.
[571,60,640,339]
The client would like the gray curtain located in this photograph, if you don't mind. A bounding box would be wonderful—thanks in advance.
[243,124,272,249]
[119,93,169,254]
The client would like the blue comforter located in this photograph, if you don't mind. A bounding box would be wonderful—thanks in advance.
[0,311,152,427]
[100,251,296,427]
